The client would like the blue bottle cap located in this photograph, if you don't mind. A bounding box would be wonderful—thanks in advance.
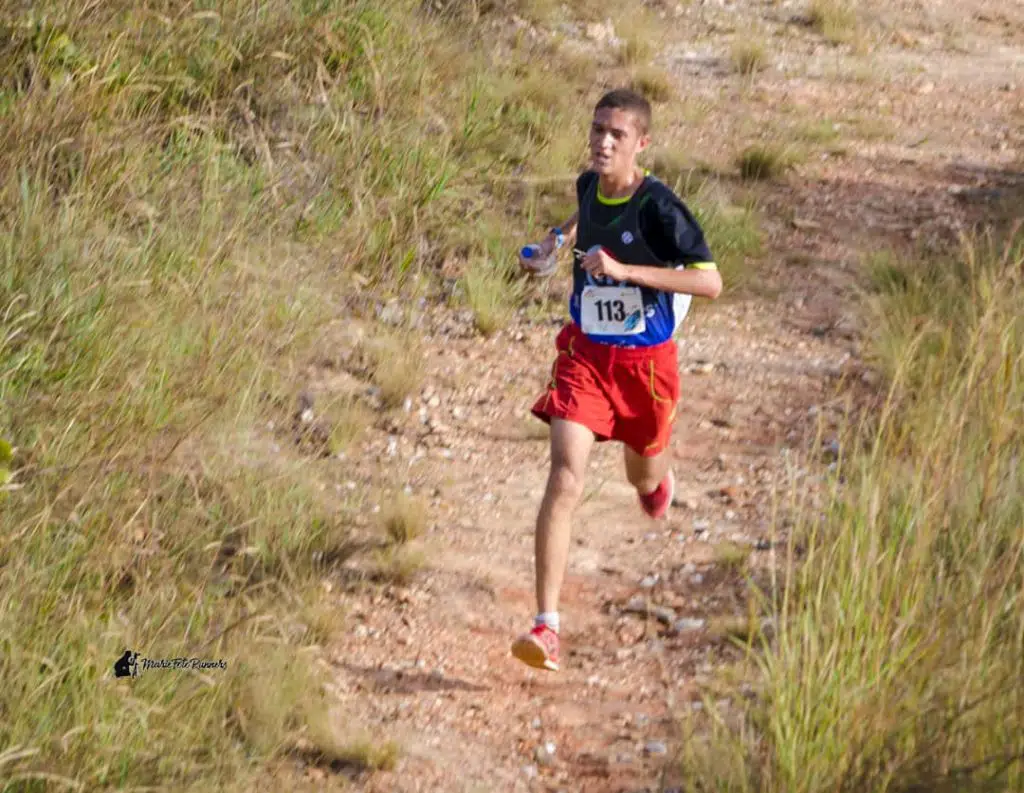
[521,246,535,258]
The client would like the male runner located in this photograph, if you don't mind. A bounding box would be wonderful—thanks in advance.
[512,88,722,671]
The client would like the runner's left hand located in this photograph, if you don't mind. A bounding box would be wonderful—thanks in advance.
[581,247,628,283]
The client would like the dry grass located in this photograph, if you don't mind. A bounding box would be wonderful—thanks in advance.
[333,738,401,772]
[616,12,660,67]
[372,545,428,585]
[795,118,842,144]
[366,332,426,410]
[303,718,401,772]
[630,66,675,103]
[808,0,860,44]
[713,541,752,572]
[731,38,768,76]
[328,395,375,454]
[688,230,1024,792]
[463,255,524,336]
[0,0,602,788]
[381,493,427,545]
[846,114,896,141]
[683,179,763,294]
[736,144,794,181]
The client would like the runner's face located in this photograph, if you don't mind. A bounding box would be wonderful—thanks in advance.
[589,108,648,177]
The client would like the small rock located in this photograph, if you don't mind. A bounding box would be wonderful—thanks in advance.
[650,606,677,626]
[377,301,403,325]
[673,617,706,633]
[755,538,772,551]
[585,19,615,43]
[535,742,557,767]
[693,519,710,534]
[531,717,542,730]
[725,510,737,520]
[428,395,441,409]
[522,764,539,779]
[892,29,916,48]
[791,217,822,231]
[644,740,668,756]
[640,574,659,589]
[691,573,705,585]
[354,625,369,638]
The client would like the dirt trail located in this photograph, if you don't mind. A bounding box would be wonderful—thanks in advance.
[295,3,1021,791]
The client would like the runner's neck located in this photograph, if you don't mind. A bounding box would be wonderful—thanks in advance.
[597,167,644,203]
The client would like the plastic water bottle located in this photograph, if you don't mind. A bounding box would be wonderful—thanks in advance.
[520,244,557,277]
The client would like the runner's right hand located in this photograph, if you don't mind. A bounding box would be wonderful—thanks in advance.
[519,237,557,275]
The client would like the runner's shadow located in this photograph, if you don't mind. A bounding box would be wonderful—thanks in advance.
[338,662,489,694]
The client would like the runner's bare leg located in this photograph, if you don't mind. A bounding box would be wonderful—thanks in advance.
[623,445,670,496]
[535,418,595,614]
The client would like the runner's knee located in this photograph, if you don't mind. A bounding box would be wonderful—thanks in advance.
[547,463,585,505]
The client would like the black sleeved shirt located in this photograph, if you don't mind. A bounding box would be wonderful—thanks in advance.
[575,171,716,268]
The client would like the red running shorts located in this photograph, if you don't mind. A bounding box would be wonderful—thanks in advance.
[531,323,680,457]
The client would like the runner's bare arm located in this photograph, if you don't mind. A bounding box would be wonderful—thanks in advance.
[580,248,722,299]
[620,264,722,299]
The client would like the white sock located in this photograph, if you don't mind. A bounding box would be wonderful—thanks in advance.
[535,612,560,633]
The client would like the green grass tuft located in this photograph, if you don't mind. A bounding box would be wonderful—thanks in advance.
[684,229,1024,793]
[731,38,768,76]
[0,0,605,788]
[736,144,793,181]
[381,493,427,545]
[808,0,860,44]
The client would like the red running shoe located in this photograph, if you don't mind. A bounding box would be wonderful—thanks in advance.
[639,471,674,520]
[511,624,560,671]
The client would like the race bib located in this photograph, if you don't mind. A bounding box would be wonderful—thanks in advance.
[580,285,645,335]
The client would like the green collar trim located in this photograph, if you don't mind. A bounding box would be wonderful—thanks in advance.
[596,170,651,206]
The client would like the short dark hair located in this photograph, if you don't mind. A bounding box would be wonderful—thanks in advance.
[594,88,652,136]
